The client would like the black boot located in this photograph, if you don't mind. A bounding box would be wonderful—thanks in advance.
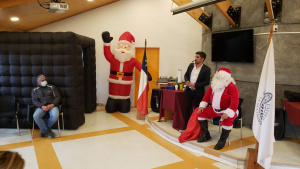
[214,128,231,150]
[197,120,212,143]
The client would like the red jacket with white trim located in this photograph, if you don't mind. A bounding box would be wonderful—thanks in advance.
[200,82,239,118]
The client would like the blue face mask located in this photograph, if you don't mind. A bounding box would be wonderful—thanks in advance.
[41,81,48,87]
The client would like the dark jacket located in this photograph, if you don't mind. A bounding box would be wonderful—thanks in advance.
[31,84,61,108]
[184,63,211,97]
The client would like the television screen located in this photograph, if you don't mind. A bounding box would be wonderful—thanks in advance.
[212,29,254,63]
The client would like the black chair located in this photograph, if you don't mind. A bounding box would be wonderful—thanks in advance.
[27,104,64,138]
[219,98,244,146]
[0,95,20,135]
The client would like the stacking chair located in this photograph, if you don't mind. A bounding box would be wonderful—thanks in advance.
[219,98,244,146]
[0,95,20,135]
[27,104,64,138]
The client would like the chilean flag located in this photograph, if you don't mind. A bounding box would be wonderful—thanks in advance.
[137,47,148,115]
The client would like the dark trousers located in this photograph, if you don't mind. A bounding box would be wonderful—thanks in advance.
[183,88,203,128]
[105,98,131,113]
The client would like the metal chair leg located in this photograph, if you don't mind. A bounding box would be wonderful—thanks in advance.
[32,121,35,139]
[58,117,61,138]
[240,118,243,140]
[16,116,20,136]
[61,112,64,130]
[219,119,221,137]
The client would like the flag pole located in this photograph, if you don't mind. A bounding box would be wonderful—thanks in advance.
[144,39,148,116]
[244,23,274,169]
[145,39,148,116]
[136,39,148,120]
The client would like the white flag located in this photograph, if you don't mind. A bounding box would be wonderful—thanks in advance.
[252,38,275,169]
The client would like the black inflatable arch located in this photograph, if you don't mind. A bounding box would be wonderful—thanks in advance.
[0,32,96,129]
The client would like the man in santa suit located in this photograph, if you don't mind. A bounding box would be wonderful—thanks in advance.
[101,31,151,113]
[197,67,239,150]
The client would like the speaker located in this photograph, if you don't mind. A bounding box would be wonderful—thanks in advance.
[151,89,162,113]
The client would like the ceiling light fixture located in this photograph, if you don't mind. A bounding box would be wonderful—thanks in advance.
[87,0,94,1]
[10,17,19,21]
[171,0,226,15]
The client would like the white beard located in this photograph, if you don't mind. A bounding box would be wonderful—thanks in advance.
[112,48,134,63]
[211,72,235,92]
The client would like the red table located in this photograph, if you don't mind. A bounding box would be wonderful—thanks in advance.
[283,100,300,125]
[159,89,185,130]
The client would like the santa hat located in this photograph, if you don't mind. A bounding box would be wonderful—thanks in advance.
[118,31,135,46]
[217,67,231,77]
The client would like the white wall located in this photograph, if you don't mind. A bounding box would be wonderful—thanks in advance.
[31,0,203,105]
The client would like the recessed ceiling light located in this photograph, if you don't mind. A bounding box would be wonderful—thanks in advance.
[11,17,19,21]
[87,0,94,1]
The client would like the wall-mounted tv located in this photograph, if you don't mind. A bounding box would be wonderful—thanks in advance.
[212,29,254,63]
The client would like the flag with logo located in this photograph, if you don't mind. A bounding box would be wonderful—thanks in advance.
[137,47,148,115]
[252,37,275,169]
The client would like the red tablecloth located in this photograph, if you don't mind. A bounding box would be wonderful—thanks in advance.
[283,100,300,125]
[159,89,185,130]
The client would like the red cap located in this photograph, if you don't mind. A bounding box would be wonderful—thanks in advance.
[119,31,135,46]
[218,67,231,77]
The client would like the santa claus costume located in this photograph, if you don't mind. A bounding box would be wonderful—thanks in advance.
[102,31,142,113]
[197,67,239,150]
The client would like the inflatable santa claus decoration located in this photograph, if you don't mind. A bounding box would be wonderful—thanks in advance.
[102,31,151,113]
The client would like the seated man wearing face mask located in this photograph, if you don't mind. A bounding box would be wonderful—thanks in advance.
[31,74,61,138]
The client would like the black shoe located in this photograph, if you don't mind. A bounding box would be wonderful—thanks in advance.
[214,128,231,150]
[179,127,186,133]
[40,130,48,137]
[197,131,211,142]
[47,128,56,139]
[214,139,227,150]
[197,120,211,142]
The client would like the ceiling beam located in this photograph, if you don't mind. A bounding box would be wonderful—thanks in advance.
[265,0,274,21]
[172,0,212,30]
[0,0,36,9]
[214,0,237,27]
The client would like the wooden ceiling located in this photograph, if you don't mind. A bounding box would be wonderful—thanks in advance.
[0,0,119,32]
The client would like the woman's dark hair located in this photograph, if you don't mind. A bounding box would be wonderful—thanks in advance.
[0,151,25,169]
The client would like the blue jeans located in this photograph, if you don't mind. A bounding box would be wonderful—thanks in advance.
[33,107,59,132]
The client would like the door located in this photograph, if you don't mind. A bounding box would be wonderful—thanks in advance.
[134,47,159,107]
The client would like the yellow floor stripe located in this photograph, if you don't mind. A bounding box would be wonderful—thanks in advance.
[33,139,62,169]
[57,127,132,142]
[150,116,160,121]
[0,141,33,150]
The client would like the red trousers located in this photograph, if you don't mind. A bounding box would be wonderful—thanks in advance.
[198,106,237,127]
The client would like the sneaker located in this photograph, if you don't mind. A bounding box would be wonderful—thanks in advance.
[40,130,48,137]
[47,128,56,139]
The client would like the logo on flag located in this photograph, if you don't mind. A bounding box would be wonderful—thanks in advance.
[256,92,273,125]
